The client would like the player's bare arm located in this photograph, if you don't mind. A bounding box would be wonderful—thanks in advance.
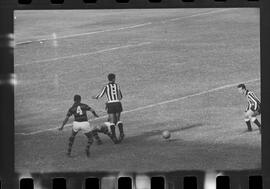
[118,87,123,100]
[90,108,99,118]
[91,110,99,118]
[59,116,70,131]
[92,85,107,100]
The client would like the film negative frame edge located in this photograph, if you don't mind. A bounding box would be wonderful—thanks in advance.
[1,0,269,188]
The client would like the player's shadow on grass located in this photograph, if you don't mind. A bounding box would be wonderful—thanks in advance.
[241,128,261,134]
[125,123,204,143]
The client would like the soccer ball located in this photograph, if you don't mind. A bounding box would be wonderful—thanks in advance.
[162,130,171,139]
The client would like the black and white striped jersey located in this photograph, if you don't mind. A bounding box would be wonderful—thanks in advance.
[95,83,122,103]
[246,90,260,111]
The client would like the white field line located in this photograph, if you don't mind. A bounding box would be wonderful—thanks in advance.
[14,42,152,67]
[15,78,259,136]
[169,9,229,21]
[15,8,230,45]
[15,23,152,45]
[14,8,230,68]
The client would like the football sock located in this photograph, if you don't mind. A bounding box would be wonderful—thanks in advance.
[110,124,118,144]
[92,130,102,144]
[68,136,75,154]
[253,119,261,128]
[117,121,124,133]
[245,120,252,131]
[110,124,116,136]
[85,133,94,157]
[117,121,124,142]
[250,117,261,133]
[253,119,262,134]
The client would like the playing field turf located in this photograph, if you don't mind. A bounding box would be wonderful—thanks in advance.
[14,8,260,173]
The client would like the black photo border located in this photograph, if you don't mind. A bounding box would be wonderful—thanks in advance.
[1,0,269,188]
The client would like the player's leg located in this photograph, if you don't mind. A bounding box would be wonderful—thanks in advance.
[116,112,124,142]
[115,102,124,142]
[81,122,95,157]
[108,113,117,142]
[115,112,120,123]
[84,131,94,157]
[93,130,103,145]
[112,113,117,125]
[250,110,261,133]
[244,111,252,131]
[67,129,78,156]
[107,103,118,143]
[251,116,261,133]
[92,129,103,145]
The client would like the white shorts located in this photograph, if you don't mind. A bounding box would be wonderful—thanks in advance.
[245,109,260,118]
[95,122,112,132]
[103,122,112,132]
[72,121,94,133]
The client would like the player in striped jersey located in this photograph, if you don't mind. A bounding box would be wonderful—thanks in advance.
[92,73,124,143]
[237,84,261,133]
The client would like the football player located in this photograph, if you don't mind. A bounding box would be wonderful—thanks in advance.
[59,94,99,157]
[92,73,124,143]
[237,84,261,133]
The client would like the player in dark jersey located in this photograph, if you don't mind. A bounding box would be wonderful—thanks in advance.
[92,73,124,143]
[59,94,99,157]
[237,84,261,133]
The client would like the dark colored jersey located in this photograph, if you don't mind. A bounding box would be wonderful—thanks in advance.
[66,103,91,122]
[95,83,122,103]
[246,90,261,111]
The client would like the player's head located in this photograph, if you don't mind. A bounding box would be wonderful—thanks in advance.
[74,94,81,103]
[237,84,246,95]
[108,73,116,83]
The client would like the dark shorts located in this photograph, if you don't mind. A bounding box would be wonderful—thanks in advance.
[106,102,123,114]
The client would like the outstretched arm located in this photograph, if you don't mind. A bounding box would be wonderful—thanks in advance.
[86,105,99,118]
[59,116,69,131]
[92,86,106,100]
[90,108,99,118]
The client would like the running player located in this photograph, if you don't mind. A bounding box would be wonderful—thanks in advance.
[59,94,99,157]
[92,73,124,143]
[237,84,261,133]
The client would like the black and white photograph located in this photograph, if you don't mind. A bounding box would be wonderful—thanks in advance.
[14,8,260,173]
